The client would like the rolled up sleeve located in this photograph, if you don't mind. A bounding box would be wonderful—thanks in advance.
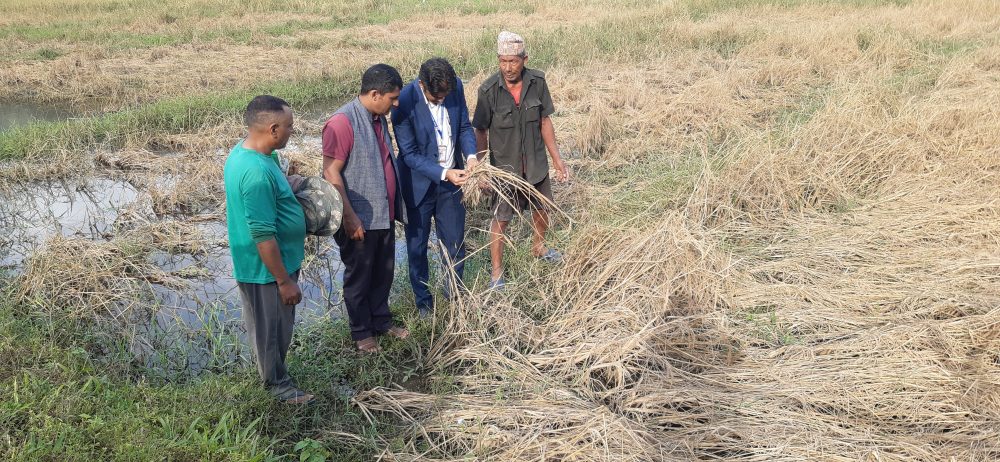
[240,170,278,243]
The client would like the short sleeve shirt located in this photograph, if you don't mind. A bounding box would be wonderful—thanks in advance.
[223,142,306,284]
[321,113,397,223]
[472,68,554,184]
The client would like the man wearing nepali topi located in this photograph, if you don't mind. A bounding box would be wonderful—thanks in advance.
[472,31,570,290]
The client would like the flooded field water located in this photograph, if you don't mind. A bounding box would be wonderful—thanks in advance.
[0,102,77,131]
[1,133,425,374]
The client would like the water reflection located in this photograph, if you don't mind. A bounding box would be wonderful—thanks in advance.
[0,178,143,268]
[0,102,76,132]
[1,175,417,374]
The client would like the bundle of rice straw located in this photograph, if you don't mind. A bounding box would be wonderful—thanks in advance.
[16,220,202,322]
[462,153,569,223]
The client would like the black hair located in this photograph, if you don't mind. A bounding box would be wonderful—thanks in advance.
[360,63,403,95]
[418,57,457,97]
[244,95,290,127]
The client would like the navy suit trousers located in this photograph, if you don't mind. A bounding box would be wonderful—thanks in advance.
[404,181,465,310]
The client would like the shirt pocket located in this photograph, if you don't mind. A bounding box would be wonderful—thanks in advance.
[495,104,516,129]
[523,97,542,122]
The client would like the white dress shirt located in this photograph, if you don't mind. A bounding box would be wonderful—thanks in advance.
[423,90,476,181]
[424,95,454,181]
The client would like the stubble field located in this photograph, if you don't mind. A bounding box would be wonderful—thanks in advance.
[1,0,998,460]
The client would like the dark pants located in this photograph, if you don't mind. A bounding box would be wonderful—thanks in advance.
[237,271,299,399]
[335,228,396,341]
[404,181,466,311]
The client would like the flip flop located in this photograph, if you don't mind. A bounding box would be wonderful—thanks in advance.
[279,389,315,405]
[489,276,506,291]
[537,248,563,263]
[356,336,381,353]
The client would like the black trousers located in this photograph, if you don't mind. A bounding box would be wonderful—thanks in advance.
[335,227,396,341]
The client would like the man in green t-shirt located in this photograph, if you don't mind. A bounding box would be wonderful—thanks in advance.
[223,95,311,404]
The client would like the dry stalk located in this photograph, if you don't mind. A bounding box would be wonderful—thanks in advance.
[461,155,571,225]
[5,1,1000,460]
[16,220,206,323]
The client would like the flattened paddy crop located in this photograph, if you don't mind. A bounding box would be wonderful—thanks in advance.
[1,0,998,460]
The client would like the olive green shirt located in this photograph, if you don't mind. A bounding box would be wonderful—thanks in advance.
[472,68,555,184]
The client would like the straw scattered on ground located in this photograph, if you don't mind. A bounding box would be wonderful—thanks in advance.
[4,0,1000,459]
[351,1,1000,460]
[16,219,209,322]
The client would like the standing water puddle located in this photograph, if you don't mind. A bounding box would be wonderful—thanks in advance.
[0,102,77,132]
[1,166,417,374]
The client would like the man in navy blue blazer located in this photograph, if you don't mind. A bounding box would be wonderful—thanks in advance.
[392,57,478,319]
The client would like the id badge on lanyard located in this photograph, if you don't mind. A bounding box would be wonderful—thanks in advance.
[432,105,449,159]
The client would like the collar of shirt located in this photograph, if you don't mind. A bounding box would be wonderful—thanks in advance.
[421,90,447,126]
[422,90,451,139]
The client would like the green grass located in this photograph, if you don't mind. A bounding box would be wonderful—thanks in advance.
[773,84,832,128]
[696,27,762,58]
[0,12,676,160]
[0,24,193,52]
[32,47,63,60]
[736,304,799,346]
[597,155,707,223]
[0,78,355,161]
[0,0,965,161]
[0,0,532,54]
[916,37,978,58]
[0,8,803,161]
[0,282,431,461]
[3,0,994,459]
[685,0,911,20]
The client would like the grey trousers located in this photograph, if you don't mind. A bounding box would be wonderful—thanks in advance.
[237,271,299,399]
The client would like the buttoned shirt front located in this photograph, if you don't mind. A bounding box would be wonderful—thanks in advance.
[471,67,555,184]
[422,89,455,181]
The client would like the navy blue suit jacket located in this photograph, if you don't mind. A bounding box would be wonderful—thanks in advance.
[391,78,477,206]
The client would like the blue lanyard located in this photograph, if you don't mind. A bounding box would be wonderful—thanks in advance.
[430,104,447,142]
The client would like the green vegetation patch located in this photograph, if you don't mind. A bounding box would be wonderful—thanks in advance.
[684,0,912,20]
[0,0,532,53]
[0,78,354,161]
[0,11,679,160]
[0,284,429,461]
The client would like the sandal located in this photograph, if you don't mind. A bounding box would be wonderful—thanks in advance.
[385,326,410,340]
[278,388,315,405]
[356,336,382,353]
[537,248,563,263]
[489,276,506,291]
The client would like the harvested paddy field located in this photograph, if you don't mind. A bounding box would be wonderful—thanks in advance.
[1,0,998,460]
